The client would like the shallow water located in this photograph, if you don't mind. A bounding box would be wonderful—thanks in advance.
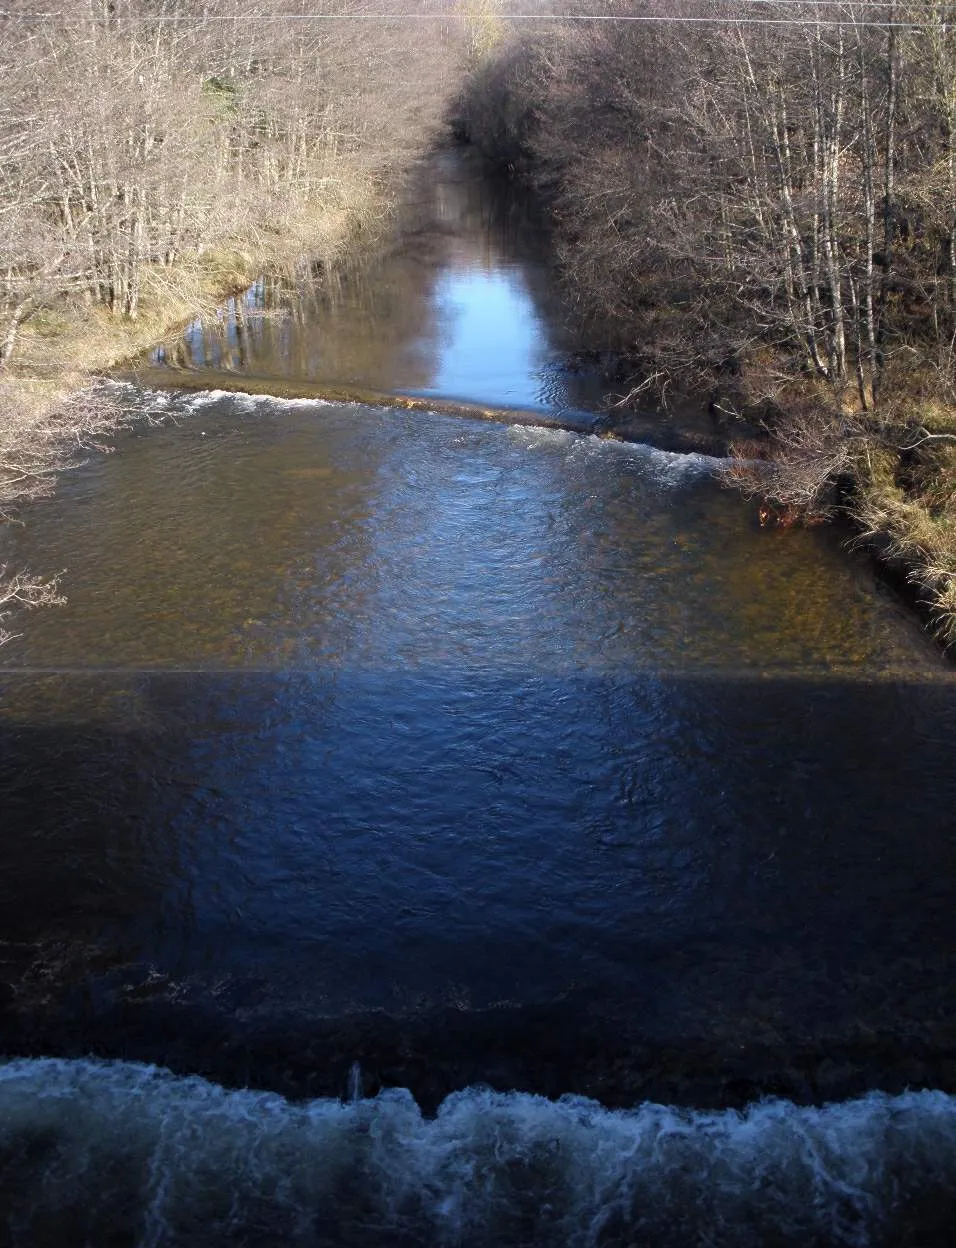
[2,154,956,1245]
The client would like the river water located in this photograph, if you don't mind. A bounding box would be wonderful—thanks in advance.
[2,152,956,1245]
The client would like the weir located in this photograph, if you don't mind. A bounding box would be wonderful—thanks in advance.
[2,1059,956,1246]
[129,150,746,456]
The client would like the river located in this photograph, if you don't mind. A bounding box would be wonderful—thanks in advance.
[1,151,956,1245]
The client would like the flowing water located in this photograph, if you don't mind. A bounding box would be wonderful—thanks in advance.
[2,152,956,1245]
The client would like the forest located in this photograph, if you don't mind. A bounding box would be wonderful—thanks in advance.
[457,0,956,641]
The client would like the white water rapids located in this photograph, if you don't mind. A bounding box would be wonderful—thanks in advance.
[1,1058,955,1246]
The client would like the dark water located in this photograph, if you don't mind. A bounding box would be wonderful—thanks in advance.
[2,154,956,1245]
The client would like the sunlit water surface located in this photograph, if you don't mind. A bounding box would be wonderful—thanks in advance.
[2,156,956,1246]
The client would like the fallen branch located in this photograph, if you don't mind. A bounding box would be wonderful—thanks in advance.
[900,428,956,451]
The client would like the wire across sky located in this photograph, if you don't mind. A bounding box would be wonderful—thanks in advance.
[0,3,949,26]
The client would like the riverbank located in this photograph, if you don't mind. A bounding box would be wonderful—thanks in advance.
[1,168,375,480]
[452,18,956,649]
[0,177,401,642]
[0,1,463,639]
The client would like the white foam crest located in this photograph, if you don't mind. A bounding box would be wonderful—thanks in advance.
[180,388,257,413]
[196,387,349,412]
[1,1058,955,1246]
[507,423,579,449]
[98,380,176,414]
[105,384,340,418]
[615,443,722,483]
[510,423,721,482]
[252,391,339,412]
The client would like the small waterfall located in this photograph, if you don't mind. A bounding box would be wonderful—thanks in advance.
[346,1061,363,1104]
[2,1057,955,1246]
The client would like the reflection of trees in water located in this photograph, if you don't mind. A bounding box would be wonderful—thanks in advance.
[160,225,448,390]
[152,152,591,402]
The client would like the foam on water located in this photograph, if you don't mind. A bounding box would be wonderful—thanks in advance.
[507,423,722,482]
[100,379,177,415]
[507,422,579,450]
[186,388,343,415]
[101,381,339,418]
[173,388,337,416]
[103,383,721,484]
[1,1058,955,1246]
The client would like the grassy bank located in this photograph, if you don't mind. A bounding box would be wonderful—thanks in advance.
[453,12,956,648]
[0,1,464,641]
[0,174,409,642]
[2,165,381,507]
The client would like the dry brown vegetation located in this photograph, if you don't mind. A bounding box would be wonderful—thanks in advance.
[456,1,956,644]
[0,0,464,638]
